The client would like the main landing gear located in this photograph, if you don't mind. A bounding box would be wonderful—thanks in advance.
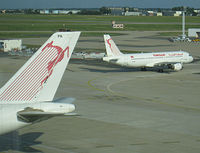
[157,69,164,73]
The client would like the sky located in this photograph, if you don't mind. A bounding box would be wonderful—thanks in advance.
[0,0,200,9]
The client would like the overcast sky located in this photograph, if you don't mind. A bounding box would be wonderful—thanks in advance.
[0,0,200,9]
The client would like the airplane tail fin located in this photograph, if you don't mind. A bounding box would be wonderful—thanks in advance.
[0,32,80,103]
[104,34,123,57]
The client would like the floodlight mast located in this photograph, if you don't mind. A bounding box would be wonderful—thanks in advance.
[182,7,186,39]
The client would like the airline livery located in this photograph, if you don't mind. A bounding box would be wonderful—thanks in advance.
[0,32,80,135]
[103,35,193,71]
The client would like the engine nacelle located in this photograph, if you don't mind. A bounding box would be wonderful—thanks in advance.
[172,63,183,71]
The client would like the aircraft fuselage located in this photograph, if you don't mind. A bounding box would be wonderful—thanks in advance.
[103,51,193,68]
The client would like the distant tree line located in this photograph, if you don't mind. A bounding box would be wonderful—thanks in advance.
[1,6,199,16]
[2,9,40,14]
[24,9,40,14]
[78,9,101,15]
[172,6,198,16]
[77,7,111,15]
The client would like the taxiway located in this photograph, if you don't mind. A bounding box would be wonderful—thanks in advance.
[0,31,200,153]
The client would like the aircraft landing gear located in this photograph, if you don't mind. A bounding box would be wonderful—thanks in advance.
[158,69,164,73]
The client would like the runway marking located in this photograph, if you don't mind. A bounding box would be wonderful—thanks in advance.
[35,144,76,153]
[87,70,200,112]
[130,142,148,146]
[95,144,114,148]
[162,141,180,144]
[88,77,105,92]
[106,74,200,112]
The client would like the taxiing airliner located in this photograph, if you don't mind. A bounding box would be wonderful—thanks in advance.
[103,35,193,71]
[0,32,80,135]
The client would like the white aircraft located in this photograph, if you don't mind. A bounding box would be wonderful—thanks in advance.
[103,35,193,71]
[0,31,80,135]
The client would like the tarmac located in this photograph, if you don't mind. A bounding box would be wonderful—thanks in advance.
[0,31,200,153]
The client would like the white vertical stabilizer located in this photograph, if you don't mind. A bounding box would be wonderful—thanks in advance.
[104,34,123,56]
[0,32,80,103]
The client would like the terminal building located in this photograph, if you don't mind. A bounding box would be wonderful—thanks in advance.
[0,39,22,52]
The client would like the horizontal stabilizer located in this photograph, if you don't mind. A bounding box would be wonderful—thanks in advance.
[103,56,119,63]
[109,58,119,62]
[17,111,65,123]
[64,113,79,116]
[53,97,76,104]
[17,102,76,123]
[17,111,79,123]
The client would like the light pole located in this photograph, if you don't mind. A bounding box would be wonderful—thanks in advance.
[182,7,186,39]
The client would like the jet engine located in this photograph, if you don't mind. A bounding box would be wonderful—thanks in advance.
[172,63,183,71]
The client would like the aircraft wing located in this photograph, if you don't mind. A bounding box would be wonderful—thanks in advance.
[145,62,157,67]
[154,62,180,65]
[146,62,179,67]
